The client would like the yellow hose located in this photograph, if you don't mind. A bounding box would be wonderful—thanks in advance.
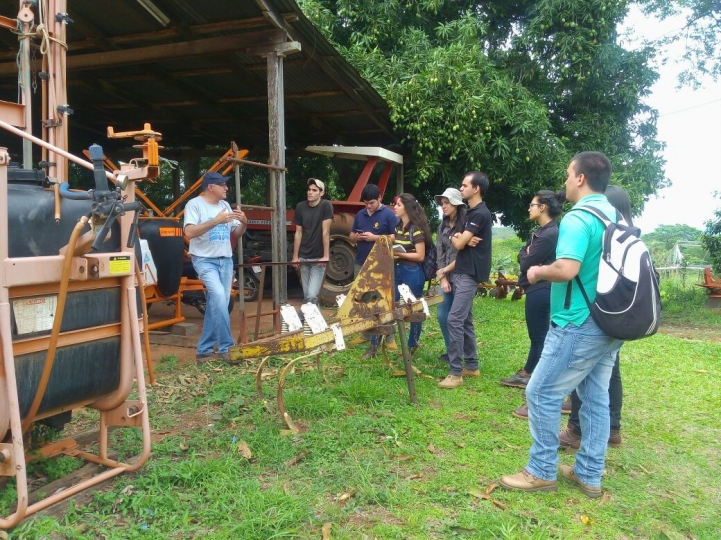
[21,216,88,434]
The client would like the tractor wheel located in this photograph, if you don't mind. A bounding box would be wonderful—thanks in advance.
[319,213,356,307]
[241,272,260,302]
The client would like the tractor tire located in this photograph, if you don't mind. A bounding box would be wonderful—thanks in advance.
[242,272,260,302]
[319,213,357,307]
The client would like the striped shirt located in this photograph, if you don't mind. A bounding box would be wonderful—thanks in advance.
[394,223,425,262]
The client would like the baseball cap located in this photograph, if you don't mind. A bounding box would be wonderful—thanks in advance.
[434,187,463,206]
[202,172,230,189]
[307,178,325,192]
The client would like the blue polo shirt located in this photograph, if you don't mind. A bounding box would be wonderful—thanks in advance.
[352,204,398,264]
[550,194,618,327]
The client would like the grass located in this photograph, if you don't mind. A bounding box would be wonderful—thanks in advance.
[5,287,721,539]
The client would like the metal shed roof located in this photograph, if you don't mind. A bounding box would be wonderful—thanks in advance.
[0,0,398,159]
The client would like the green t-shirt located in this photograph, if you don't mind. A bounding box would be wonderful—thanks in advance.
[550,194,618,327]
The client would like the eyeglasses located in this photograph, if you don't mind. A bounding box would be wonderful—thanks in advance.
[529,203,543,208]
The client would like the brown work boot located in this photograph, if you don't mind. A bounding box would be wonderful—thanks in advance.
[559,425,582,451]
[558,464,602,498]
[608,429,622,448]
[512,402,528,419]
[461,368,480,378]
[438,375,463,389]
[500,369,531,388]
[349,336,369,345]
[500,469,557,493]
[561,396,572,414]
[386,340,398,351]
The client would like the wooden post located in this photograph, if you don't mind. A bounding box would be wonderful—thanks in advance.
[267,50,287,306]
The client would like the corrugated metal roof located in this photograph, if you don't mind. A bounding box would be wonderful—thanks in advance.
[0,0,399,160]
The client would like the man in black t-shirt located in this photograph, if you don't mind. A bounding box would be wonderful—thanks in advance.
[438,171,493,389]
[292,178,334,305]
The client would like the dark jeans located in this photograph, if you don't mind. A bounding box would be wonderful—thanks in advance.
[523,286,551,374]
[437,289,454,353]
[569,351,623,433]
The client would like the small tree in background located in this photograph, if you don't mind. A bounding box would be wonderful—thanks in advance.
[701,193,721,274]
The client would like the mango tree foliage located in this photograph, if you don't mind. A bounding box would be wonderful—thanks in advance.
[298,0,666,235]
[638,0,721,87]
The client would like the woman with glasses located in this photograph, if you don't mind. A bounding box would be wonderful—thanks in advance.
[433,188,466,362]
[363,193,433,359]
[500,191,564,416]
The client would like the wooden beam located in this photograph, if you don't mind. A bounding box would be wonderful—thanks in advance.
[0,31,286,76]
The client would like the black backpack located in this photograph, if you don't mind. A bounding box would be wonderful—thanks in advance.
[565,206,661,341]
[410,225,438,282]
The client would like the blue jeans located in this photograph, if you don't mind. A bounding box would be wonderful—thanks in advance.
[300,259,326,305]
[373,263,425,347]
[525,317,622,487]
[191,256,235,356]
[437,289,454,353]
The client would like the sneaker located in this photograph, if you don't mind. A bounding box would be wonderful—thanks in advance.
[349,336,369,345]
[512,402,528,420]
[561,396,572,414]
[385,340,398,351]
[500,469,557,493]
[438,353,449,363]
[558,464,602,498]
[500,369,531,388]
[558,425,581,451]
[608,429,622,448]
[438,375,463,389]
[461,368,480,378]
[362,344,378,360]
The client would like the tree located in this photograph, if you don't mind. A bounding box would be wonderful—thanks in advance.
[702,193,721,273]
[642,223,707,266]
[637,0,721,87]
[298,0,666,235]
[642,223,704,251]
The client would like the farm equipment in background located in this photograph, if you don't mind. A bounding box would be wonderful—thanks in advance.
[696,267,721,309]
[240,145,404,306]
[477,271,522,300]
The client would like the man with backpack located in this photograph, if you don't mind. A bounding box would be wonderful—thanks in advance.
[500,151,625,498]
[437,171,493,389]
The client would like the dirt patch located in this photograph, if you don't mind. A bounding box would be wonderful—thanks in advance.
[657,324,721,343]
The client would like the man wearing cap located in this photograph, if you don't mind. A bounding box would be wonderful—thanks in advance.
[438,171,493,389]
[292,178,334,305]
[184,172,247,365]
[348,184,398,346]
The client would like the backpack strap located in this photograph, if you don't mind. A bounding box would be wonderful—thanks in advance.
[562,205,615,310]
[565,276,593,310]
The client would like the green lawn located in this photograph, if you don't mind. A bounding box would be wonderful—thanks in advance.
[9,296,721,539]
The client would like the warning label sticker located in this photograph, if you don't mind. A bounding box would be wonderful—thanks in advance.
[109,255,132,275]
[13,296,57,335]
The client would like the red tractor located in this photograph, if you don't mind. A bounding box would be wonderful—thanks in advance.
[241,146,404,305]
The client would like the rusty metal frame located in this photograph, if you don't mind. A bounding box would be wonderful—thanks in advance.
[240,237,442,431]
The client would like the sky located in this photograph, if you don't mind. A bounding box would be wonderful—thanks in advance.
[620,9,721,234]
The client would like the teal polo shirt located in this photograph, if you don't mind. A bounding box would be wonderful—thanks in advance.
[550,194,618,327]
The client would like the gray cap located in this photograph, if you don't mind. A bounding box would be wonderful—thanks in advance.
[434,187,463,206]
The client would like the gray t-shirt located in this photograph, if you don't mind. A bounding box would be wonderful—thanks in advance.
[184,196,240,258]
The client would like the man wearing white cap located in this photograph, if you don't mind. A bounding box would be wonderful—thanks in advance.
[292,178,334,305]
[184,171,247,365]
